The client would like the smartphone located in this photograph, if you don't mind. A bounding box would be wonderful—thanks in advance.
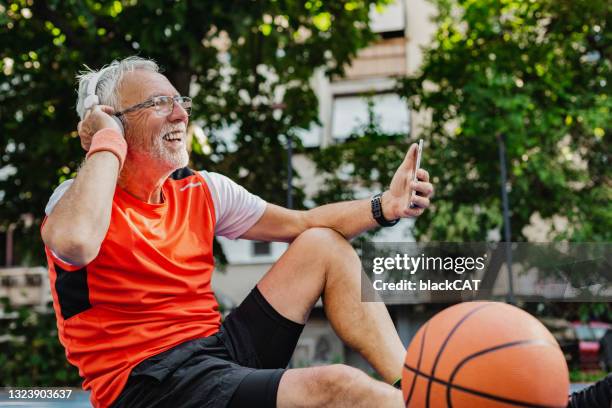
[409,139,424,209]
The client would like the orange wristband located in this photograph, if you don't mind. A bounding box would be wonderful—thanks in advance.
[86,129,128,170]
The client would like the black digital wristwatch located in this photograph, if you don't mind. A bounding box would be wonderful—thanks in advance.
[371,193,399,227]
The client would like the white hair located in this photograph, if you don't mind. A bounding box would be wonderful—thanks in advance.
[75,56,160,120]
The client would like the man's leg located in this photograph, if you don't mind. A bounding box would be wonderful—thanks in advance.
[257,227,405,383]
[277,365,403,408]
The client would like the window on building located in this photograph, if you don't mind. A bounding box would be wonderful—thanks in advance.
[252,241,272,257]
[369,0,405,34]
[1,275,17,287]
[25,274,42,286]
[342,36,407,79]
[331,93,410,140]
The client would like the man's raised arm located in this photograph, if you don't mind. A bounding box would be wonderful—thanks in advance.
[240,143,434,242]
[41,106,125,266]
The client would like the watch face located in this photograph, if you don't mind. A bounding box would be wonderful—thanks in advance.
[372,195,383,218]
[371,194,399,227]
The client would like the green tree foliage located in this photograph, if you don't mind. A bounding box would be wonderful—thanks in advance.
[314,0,610,243]
[401,0,611,242]
[311,0,610,323]
[0,0,388,265]
[0,298,81,386]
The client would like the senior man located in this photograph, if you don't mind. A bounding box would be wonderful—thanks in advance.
[41,56,433,408]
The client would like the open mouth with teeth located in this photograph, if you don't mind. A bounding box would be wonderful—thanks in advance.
[162,130,185,143]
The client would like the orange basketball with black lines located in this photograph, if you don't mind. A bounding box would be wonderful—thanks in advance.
[401,302,569,408]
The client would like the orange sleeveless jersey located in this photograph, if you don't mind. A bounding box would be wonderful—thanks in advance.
[43,169,220,408]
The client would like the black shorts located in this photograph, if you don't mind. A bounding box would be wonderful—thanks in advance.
[110,286,304,408]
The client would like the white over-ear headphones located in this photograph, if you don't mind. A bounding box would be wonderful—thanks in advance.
[83,69,106,111]
[83,67,124,134]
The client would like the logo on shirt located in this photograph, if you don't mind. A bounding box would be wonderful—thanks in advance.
[180,181,202,191]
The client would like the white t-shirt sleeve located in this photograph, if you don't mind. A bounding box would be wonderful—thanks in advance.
[44,179,81,266]
[199,171,267,239]
[45,179,74,216]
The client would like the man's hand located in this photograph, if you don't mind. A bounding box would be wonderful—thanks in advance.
[383,143,434,219]
[77,105,123,151]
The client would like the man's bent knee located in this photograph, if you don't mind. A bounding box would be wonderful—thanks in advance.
[278,364,370,407]
[294,227,347,247]
[292,228,357,266]
[315,364,367,398]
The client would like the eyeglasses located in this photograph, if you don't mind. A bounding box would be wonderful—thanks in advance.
[115,95,192,118]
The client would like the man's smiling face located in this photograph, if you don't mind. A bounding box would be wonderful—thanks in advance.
[119,70,190,171]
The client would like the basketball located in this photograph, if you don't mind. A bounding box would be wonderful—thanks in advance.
[402,302,569,407]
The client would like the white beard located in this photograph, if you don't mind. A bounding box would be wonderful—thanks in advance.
[147,123,189,170]
[151,123,189,169]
